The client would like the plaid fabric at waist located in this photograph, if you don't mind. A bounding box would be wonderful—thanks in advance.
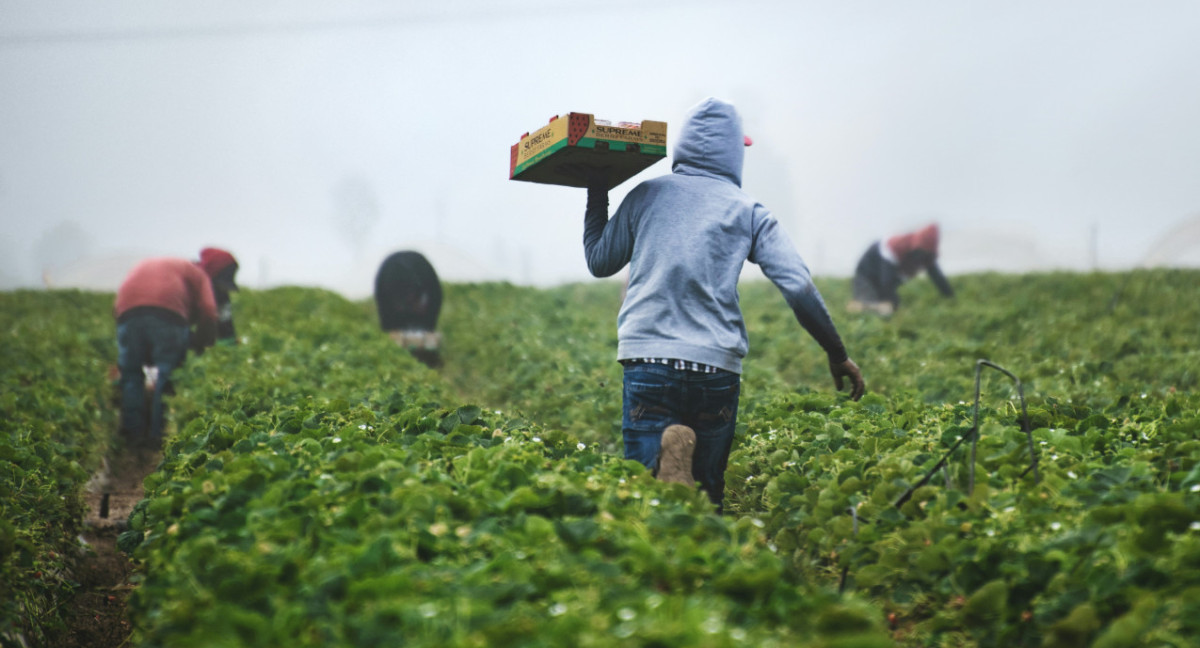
[620,358,720,374]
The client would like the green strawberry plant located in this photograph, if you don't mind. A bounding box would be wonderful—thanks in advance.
[1,290,117,646]
[5,269,1198,647]
[118,286,889,647]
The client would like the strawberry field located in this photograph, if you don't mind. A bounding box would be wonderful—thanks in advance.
[3,270,1199,647]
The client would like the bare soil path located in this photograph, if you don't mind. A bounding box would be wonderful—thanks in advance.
[45,447,161,648]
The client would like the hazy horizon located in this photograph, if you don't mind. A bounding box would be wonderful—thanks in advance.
[3,1,1199,298]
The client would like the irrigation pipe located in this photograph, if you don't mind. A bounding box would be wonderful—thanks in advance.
[969,360,1038,493]
[833,360,1041,592]
[892,359,1038,509]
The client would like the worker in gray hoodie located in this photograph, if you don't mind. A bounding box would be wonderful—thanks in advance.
[581,97,864,512]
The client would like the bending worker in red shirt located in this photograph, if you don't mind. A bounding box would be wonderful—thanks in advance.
[849,223,954,316]
[113,252,230,448]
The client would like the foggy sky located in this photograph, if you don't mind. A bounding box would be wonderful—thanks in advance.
[2,0,1199,297]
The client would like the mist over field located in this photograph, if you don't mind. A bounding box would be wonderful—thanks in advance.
[3,0,1199,297]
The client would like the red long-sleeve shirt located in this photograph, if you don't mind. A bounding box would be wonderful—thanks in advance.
[114,257,218,325]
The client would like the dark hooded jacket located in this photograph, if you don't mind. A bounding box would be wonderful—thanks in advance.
[374,251,442,332]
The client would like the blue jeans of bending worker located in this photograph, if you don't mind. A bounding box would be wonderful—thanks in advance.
[117,314,189,447]
[621,362,740,511]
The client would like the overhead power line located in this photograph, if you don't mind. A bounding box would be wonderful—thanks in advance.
[0,0,720,47]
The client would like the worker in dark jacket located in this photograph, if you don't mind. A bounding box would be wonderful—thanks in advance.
[374,251,443,368]
[197,247,239,343]
[850,223,954,315]
[114,255,220,448]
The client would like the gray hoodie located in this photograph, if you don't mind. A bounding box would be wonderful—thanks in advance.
[584,97,845,373]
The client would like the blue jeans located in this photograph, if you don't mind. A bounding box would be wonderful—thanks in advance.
[621,362,740,510]
[117,313,189,446]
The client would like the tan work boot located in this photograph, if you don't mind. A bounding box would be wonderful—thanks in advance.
[657,425,696,487]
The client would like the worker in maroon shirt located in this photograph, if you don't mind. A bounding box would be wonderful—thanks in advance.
[113,253,226,448]
[849,223,954,316]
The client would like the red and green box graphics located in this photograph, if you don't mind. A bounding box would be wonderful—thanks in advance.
[509,113,668,189]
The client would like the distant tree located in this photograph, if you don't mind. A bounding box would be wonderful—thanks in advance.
[331,174,380,258]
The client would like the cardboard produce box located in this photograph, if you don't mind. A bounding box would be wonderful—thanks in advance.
[509,113,667,189]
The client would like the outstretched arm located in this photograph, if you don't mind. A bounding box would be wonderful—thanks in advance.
[830,357,865,401]
[191,318,217,354]
[790,287,866,401]
[751,213,865,400]
[188,265,220,352]
[927,261,954,298]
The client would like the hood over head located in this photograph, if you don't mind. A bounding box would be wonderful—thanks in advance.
[672,97,747,187]
[197,247,239,290]
[886,223,940,261]
[913,223,939,255]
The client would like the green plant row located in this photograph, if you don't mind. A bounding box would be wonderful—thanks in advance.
[6,270,1198,647]
[122,287,891,647]
[724,388,1200,646]
[435,269,1200,646]
[0,290,117,647]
